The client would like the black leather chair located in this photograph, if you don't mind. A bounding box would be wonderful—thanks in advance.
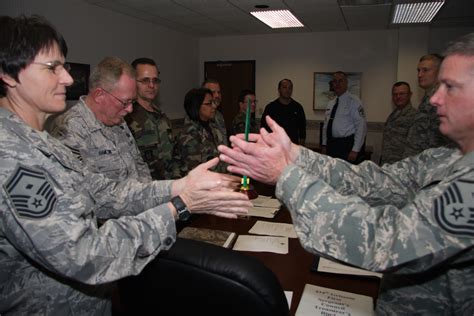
[118,238,290,316]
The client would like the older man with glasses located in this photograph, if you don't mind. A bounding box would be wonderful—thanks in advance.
[50,56,152,182]
[125,57,183,180]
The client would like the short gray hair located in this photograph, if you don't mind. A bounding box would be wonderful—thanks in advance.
[89,56,135,91]
[419,54,443,69]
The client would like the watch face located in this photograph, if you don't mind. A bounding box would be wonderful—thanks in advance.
[178,208,191,221]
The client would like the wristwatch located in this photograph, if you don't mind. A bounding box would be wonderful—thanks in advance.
[170,195,191,221]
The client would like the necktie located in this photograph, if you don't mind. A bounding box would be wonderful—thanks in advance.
[327,97,339,140]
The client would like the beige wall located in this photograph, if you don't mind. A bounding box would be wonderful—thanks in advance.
[199,30,399,123]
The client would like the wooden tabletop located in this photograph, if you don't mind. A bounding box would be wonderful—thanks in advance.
[187,194,380,315]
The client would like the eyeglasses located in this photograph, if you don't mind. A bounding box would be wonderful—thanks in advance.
[32,61,71,75]
[101,89,135,108]
[136,77,161,85]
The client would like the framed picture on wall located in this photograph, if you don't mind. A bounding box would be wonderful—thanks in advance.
[66,62,90,100]
[313,72,362,110]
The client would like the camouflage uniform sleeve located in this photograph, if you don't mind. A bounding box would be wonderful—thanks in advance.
[214,111,228,146]
[1,162,176,285]
[276,148,474,274]
[87,171,174,219]
[210,123,229,174]
[231,115,246,135]
[175,125,202,174]
[293,147,423,206]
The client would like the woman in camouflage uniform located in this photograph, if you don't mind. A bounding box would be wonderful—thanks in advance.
[175,88,228,176]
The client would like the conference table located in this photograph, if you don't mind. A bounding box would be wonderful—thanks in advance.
[185,182,381,315]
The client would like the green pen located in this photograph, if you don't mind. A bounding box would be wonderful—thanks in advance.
[241,97,251,190]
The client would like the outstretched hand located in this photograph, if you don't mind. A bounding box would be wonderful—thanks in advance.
[179,158,251,218]
[218,116,301,185]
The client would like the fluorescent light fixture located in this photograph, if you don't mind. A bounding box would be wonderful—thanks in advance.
[250,10,304,28]
[392,1,445,24]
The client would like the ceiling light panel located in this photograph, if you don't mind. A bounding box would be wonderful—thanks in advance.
[392,1,445,24]
[250,10,304,28]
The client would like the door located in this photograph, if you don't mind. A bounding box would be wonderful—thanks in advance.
[204,60,255,132]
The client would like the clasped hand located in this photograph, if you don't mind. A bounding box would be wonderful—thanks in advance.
[218,116,301,185]
[178,158,252,218]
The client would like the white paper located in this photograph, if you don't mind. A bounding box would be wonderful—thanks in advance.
[252,195,282,208]
[249,221,297,238]
[318,257,383,278]
[284,291,293,307]
[248,206,279,218]
[232,235,288,254]
[251,195,272,205]
[296,284,374,316]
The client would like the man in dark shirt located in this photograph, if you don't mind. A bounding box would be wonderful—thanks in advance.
[260,79,306,145]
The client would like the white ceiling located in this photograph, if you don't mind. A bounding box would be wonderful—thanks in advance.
[84,0,474,37]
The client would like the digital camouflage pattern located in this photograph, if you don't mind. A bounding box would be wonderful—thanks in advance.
[49,97,152,182]
[230,111,257,136]
[174,116,227,176]
[403,86,454,158]
[213,110,228,146]
[276,146,474,314]
[380,104,417,165]
[126,102,182,179]
[0,107,177,315]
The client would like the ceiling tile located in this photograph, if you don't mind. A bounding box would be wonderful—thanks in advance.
[341,4,392,29]
[82,0,472,36]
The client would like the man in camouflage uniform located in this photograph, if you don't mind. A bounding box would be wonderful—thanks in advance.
[0,15,251,315]
[380,81,417,164]
[219,33,474,314]
[402,54,454,158]
[49,56,152,182]
[126,58,181,180]
[230,89,258,136]
[202,79,228,145]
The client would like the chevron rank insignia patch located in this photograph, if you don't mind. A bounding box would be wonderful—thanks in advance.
[433,179,474,237]
[65,144,83,163]
[4,165,57,219]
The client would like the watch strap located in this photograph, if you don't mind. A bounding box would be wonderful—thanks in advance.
[171,195,191,221]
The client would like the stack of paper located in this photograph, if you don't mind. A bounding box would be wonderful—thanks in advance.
[249,221,297,238]
[232,220,297,254]
[233,235,289,254]
[296,284,374,316]
[248,195,282,218]
[317,257,383,278]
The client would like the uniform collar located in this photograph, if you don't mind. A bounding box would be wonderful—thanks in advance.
[396,103,413,114]
[337,90,350,101]
[425,83,439,98]
[455,151,474,169]
[77,96,109,132]
[440,149,474,182]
